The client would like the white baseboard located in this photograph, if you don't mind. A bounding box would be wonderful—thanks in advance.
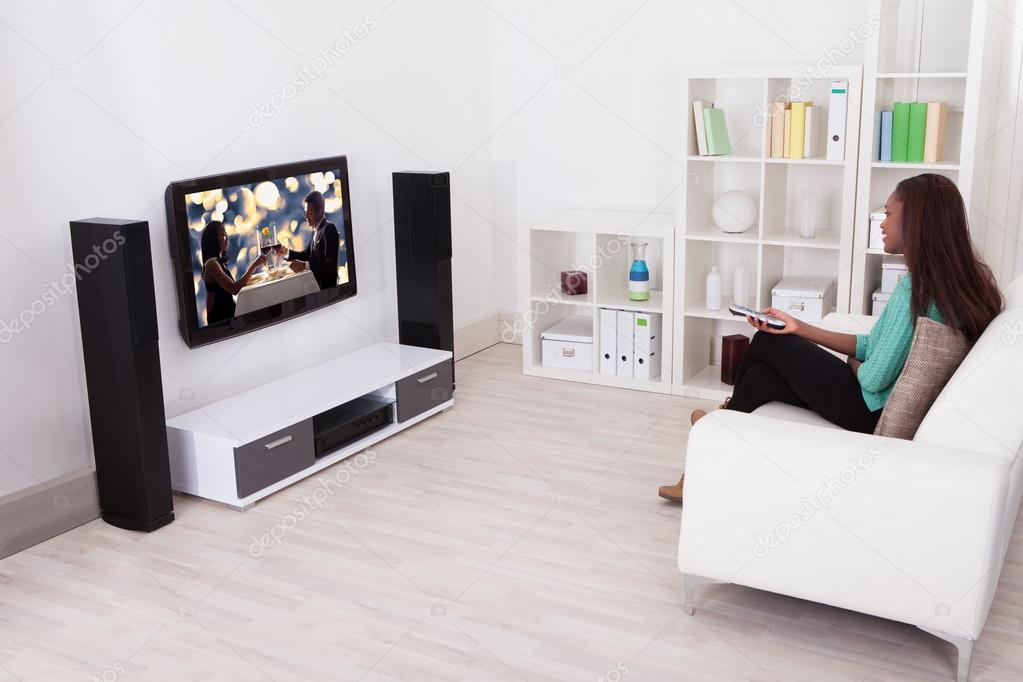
[454,312,501,360]
[499,310,523,345]
[0,468,99,559]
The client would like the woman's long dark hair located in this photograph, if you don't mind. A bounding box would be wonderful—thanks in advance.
[200,221,227,271]
[895,173,1002,342]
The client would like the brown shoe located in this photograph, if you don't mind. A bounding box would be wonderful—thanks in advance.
[690,409,707,426]
[658,475,684,504]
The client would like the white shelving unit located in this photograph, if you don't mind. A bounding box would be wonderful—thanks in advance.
[673,66,863,400]
[850,0,989,314]
[519,209,675,394]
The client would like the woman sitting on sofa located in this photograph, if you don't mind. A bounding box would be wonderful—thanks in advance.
[659,173,1003,504]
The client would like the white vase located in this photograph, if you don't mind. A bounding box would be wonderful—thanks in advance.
[706,266,722,311]
[800,191,817,239]
[733,264,750,307]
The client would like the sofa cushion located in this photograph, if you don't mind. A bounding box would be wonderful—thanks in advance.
[874,317,970,440]
[752,402,841,430]
[914,304,1023,464]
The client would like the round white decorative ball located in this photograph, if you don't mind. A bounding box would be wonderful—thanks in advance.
[712,191,757,234]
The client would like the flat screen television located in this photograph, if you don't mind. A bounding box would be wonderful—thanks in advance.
[166,156,356,348]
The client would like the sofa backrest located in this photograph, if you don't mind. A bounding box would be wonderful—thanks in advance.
[913,275,1023,463]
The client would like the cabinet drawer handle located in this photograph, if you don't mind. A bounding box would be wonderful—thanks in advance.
[788,302,806,312]
[417,372,439,384]
[264,435,293,450]
[562,348,575,358]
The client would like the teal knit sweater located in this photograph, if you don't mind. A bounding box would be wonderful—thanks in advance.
[854,275,944,412]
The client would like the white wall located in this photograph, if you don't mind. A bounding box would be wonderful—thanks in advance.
[0,0,496,498]
[485,0,870,309]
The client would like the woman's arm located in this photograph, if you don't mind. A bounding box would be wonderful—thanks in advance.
[205,257,264,295]
[746,308,858,356]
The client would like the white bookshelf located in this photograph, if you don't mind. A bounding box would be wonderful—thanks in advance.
[519,209,675,394]
[849,0,989,314]
[673,66,863,401]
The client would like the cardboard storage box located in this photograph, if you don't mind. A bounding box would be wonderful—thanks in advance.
[541,316,593,371]
[881,261,908,293]
[872,288,891,317]
[869,210,886,250]
[771,276,836,323]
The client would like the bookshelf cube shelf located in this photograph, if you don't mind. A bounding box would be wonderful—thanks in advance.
[519,209,675,394]
[674,66,863,401]
[687,78,764,158]
[850,0,989,314]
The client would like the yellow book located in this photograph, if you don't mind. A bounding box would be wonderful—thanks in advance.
[783,108,792,158]
[769,100,786,158]
[924,102,947,163]
[789,101,807,159]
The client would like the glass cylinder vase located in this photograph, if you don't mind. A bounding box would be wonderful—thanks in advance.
[628,241,650,301]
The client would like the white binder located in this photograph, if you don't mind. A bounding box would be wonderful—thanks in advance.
[633,313,661,381]
[826,80,848,161]
[616,310,635,378]
[598,308,617,375]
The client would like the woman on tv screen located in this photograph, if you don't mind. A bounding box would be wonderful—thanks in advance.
[200,220,265,325]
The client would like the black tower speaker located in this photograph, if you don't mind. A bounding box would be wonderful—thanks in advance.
[392,171,454,388]
[70,218,174,532]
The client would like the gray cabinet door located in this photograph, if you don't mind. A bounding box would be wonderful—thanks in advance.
[396,361,453,423]
[234,419,315,498]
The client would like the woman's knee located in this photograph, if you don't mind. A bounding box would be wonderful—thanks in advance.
[746,331,800,361]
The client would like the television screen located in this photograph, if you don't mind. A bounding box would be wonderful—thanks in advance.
[166,156,356,348]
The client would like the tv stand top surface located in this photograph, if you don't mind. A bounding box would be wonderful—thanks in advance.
[166,342,451,445]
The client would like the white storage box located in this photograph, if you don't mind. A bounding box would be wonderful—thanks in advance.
[868,209,886,250]
[771,276,836,322]
[541,316,593,371]
[881,261,908,293]
[872,288,891,317]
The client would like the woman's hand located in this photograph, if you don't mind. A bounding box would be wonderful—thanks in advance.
[746,307,800,335]
[847,356,862,376]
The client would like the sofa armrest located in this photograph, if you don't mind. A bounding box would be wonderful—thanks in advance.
[679,410,1009,639]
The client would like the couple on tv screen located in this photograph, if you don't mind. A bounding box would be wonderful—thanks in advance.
[186,172,349,327]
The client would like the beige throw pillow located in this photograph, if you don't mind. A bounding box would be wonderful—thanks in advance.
[874,317,971,440]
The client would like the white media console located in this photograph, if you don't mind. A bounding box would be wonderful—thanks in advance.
[166,342,454,509]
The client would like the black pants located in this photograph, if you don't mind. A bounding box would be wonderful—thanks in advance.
[728,332,882,434]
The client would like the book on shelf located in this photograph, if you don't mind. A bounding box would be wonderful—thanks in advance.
[907,102,928,163]
[693,100,710,156]
[803,104,819,158]
[769,100,785,158]
[879,110,893,162]
[782,108,792,158]
[924,101,947,163]
[703,107,732,156]
[891,102,911,163]
[789,101,807,159]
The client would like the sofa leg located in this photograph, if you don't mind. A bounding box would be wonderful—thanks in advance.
[919,626,975,682]
[682,574,717,616]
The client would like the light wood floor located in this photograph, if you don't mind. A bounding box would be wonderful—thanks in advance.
[2,343,1021,681]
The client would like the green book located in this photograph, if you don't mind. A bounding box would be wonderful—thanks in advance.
[891,102,910,163]
[703,107,732,156]
[907,102,928,163]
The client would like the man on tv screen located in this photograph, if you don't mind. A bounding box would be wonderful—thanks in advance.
[279,190,339,291]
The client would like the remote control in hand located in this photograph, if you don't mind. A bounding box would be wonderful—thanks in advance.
[728,304,787,330]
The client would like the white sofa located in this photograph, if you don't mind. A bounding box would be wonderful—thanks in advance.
[678,276,1023,682]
